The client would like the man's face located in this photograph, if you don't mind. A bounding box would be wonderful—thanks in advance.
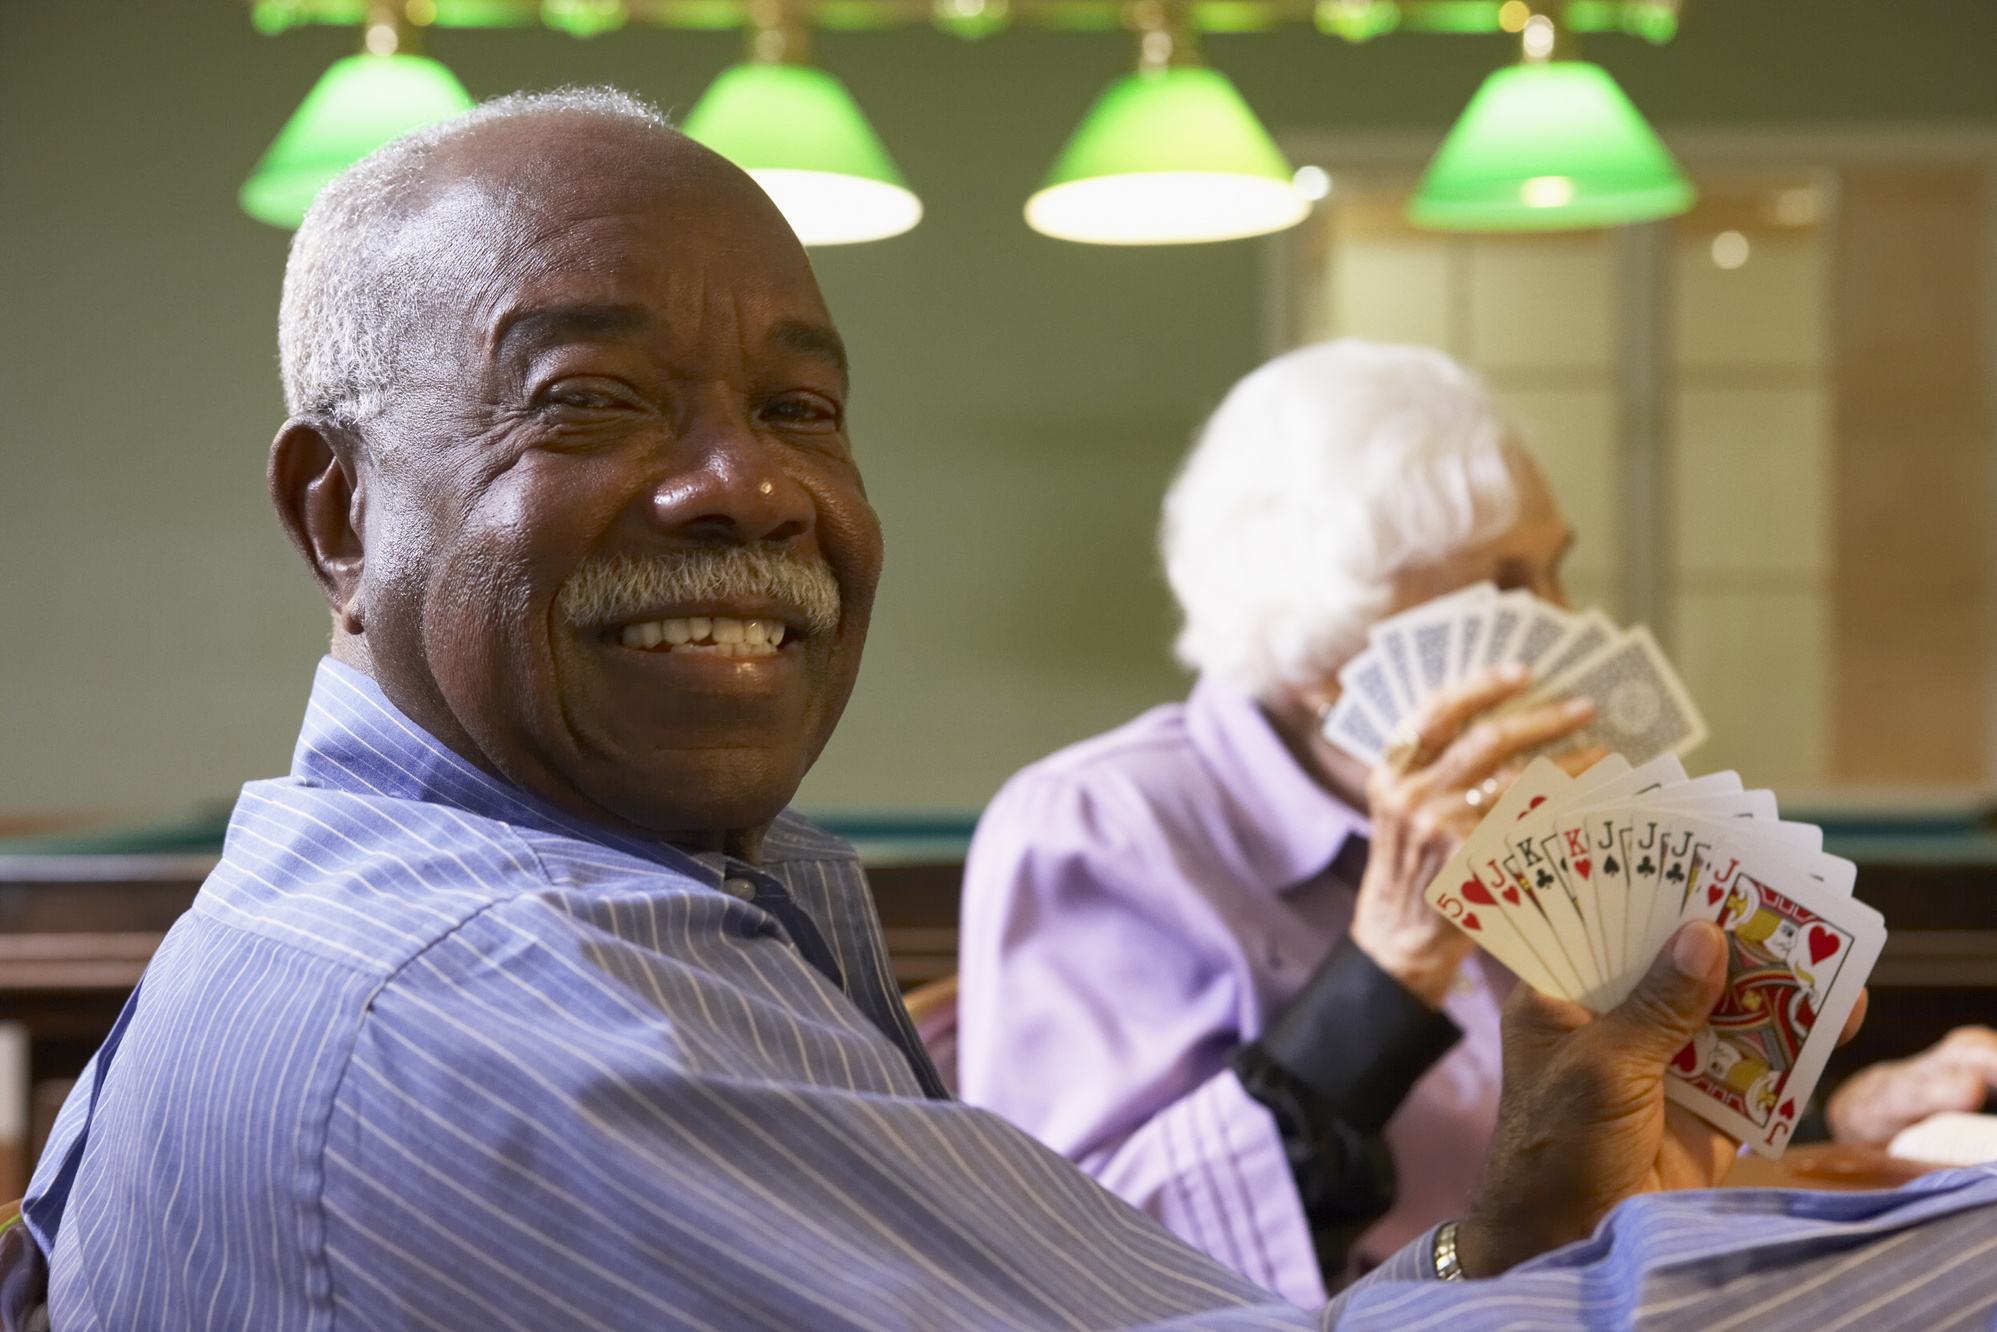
[328,122,879,852]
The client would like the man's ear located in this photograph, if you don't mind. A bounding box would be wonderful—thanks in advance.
[270,417,369,633]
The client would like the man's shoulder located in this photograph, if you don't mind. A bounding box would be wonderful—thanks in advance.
[203,775,705,976]
[759,808,863,865]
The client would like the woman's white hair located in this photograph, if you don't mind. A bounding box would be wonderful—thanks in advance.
[1162,339,1526,701]
[278,86,672,434]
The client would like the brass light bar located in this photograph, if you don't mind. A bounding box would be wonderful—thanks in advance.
[247,0,1681,41]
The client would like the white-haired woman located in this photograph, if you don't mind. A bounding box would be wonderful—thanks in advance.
[957,340,1602,1305]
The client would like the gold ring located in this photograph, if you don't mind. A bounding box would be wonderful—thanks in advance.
[1383,721,1425,774]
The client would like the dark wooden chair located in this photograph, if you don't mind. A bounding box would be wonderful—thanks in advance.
[0,1200,45,1331]
[902,973,959,1096]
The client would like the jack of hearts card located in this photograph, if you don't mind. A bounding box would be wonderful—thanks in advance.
[1663,866,1883,1157]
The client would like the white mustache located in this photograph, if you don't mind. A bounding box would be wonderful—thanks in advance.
[556,548,841,637]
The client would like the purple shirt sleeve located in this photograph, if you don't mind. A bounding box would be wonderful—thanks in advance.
[959,683,1507,1301]
[958,760,1328,1307]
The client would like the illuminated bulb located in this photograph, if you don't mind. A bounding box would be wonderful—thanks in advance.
[1521,174,1574,208]
[1711,230,1750,269]
[745,170,922,245]
[1521,13,1556,59]
[1029,174,1306,244]
[1292,165,1332,201]
[1498,0,1531,32]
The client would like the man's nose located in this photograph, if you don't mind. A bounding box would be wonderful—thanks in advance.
[647,407,813,546]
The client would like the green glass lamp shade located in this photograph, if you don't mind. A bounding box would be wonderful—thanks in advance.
[1410,61,1694,231]
[683,63,921,246]
[1026,66,1306,245]
[241,54,475,228]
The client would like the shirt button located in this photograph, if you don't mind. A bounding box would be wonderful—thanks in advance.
[721,877,758,902]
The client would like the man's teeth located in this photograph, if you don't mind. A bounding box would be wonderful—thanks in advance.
[617,616,787,656]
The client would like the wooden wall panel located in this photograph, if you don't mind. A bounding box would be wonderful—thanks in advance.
[1832,169,1993,784]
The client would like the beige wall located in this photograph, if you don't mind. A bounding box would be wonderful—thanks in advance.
[1832,167,1994,785]
[2,1,1996,819]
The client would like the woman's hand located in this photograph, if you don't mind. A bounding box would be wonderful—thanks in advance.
[1828,1025,1997,1147]
[1349,664,1603,1007]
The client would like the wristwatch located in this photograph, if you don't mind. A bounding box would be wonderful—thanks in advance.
[1433,1220,1466,1282]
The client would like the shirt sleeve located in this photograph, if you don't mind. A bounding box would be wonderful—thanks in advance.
[958,769,1331,1306]
[1233,937,1462,1280]
[317,890,1335,1332]
[1321,1224,1440,1327]
[1326,1169,1997,1331]
[1085,1065,1334,1307]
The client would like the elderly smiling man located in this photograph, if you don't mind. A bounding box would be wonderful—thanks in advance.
[17,89,1997,1332]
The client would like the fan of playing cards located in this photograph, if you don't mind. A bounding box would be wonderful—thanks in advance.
[1424,752,1885,1158]
[1324,584,1709,768]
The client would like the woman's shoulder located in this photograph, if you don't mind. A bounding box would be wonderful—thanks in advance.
[989,702,1219,816]
[970,702,1245,890]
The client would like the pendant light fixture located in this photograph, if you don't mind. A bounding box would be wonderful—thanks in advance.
[1025,0,1307,245]
[1409,11,1693,231]
[241,2,475,229]
[681,2,921,246]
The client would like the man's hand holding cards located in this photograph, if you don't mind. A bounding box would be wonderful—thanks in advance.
[1424,753,1884,1158]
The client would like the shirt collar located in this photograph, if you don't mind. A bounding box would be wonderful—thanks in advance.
[1182,675,1370,892]
[291,656,723,886]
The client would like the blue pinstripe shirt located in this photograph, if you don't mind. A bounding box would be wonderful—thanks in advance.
[22,658,1997,1330]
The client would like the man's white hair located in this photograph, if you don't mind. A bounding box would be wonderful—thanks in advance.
[278,86,672,432]
[1162,339,1526,701]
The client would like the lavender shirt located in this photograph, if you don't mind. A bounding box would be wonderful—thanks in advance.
[958,677,1508,1307]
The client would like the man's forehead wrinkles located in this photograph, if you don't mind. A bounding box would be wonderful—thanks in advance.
[692,278,846,387]
[466,222,844,386]
[770,319,849,384]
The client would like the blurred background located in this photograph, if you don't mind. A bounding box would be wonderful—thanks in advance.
[4,0,1996,830]
[0,0,1994,1189]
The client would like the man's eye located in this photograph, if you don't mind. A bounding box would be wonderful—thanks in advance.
[538,380,636,412]
[764,395,840,429]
